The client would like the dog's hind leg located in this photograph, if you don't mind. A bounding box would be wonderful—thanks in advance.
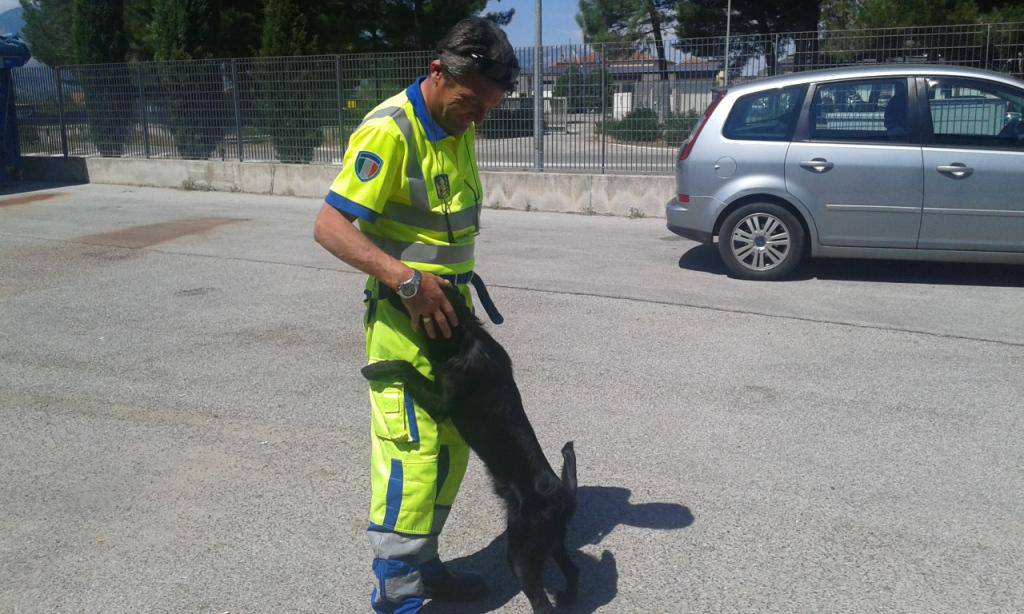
[508,536,554,613]
[553,543,579,607]
[360,360,445,419]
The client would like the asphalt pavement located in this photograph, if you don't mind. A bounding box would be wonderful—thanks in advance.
[1,182,1022,613]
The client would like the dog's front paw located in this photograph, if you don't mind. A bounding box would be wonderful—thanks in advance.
[360,360,405,382]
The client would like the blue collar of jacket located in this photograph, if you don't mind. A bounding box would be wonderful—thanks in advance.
[406,76,450,142]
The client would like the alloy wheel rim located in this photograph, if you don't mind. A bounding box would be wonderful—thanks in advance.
[730,213,791,271]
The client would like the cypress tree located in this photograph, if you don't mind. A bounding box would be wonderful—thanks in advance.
[20,0,75,66]
[153,0,221,61]
[152,0,227,159]
[71,0,130,157]
[259,0,324,163]
[72,0,126,65]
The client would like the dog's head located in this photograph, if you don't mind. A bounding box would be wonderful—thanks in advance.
[440,284,477,326]
[382,284,480,364]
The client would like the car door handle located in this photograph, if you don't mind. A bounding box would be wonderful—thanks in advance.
[936,163,974,178]
[800,158,834,173]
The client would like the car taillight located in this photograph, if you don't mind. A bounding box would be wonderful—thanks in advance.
[678,194,690,203]
[678,91,725,162]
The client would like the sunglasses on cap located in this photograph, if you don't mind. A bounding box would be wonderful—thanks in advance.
[453,51,520,91]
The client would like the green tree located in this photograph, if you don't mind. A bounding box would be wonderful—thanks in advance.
[822,0,1024,29]
[220,0,264,57]
[818,1,1023,69]
[152,0,221,61]
[151,0,227,160]
[370,0,489,51]
[261,0,318,58]
[72,0,126,64]
[123,0,259,61]
[125,0,157,61]
[483,2,515,27]
[676,0,822,75]
[553,64,611,113]
[72,0,130,157]
[19,0,74,66]
[577,0,675,74]
[260,0,326,163]
[977,0,1024,22]
[577,0,676,123]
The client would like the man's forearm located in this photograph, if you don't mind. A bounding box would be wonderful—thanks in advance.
[313,203,412,290]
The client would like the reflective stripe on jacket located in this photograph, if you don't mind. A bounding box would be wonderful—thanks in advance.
[325,77,482,275]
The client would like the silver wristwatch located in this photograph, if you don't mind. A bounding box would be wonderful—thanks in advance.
[397,269,422,300]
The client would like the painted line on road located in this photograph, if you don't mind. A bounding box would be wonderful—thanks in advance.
[4,231,1022,350]
[489,283,1024,350]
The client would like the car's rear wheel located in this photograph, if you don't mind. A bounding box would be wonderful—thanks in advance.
[717,203,805,280]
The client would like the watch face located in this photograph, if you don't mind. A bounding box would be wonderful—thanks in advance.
[399,271,420,298]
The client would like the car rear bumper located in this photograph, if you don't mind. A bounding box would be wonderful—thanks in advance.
[665,196,719,244]
[667,223,713,243]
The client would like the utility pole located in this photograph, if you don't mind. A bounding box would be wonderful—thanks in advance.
[534,0,543,171]
[723,0,732,87]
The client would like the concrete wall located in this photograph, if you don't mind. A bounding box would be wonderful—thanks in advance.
[21,156,674,218]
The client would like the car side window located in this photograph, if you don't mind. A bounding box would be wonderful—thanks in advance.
[809,78,910,142]
[723,85,806,141]
[925,77,1024,150]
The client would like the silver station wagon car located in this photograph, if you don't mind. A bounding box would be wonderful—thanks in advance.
[667,65,1024,280]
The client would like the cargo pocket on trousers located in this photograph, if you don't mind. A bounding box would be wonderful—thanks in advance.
[369,381,419,443]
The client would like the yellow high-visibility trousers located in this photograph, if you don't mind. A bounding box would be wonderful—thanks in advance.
[363,277,471,612]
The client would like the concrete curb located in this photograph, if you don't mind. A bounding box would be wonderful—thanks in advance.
[20,156,674,219]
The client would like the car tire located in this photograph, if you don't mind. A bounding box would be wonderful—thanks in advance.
[717,203,805,280]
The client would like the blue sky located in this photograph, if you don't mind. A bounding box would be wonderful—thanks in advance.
[485,0,584,48]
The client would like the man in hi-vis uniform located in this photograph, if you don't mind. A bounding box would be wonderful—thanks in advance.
[313,18,518,613]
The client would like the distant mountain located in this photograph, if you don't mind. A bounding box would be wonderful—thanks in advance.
[0,7,24,36]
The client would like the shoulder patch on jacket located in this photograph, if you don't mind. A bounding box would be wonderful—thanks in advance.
[354,151,384,182]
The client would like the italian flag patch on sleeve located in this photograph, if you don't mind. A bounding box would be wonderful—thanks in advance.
[354,151,383,182]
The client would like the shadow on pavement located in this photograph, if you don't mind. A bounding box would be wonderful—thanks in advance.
[423,486,694,613]
[678,243,1024,288]
[0,179,87,197]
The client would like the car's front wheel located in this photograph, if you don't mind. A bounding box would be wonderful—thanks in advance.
[717,203,805,280]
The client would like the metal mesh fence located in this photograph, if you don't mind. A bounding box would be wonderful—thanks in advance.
[333,51,434,163]
[12,22,1024,175]
[63,63,142,157]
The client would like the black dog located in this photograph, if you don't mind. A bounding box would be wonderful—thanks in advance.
[361,285,578,613]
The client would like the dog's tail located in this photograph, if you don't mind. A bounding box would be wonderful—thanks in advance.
[560,441,577,497]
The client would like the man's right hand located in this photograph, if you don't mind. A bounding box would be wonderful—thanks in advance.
[403,272,458,339]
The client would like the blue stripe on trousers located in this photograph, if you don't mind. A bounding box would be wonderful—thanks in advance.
[382,459,403,529]
[403,391,419,443]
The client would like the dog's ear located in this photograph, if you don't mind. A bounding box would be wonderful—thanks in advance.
[443,284,472,319]
[442,284,463,303]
